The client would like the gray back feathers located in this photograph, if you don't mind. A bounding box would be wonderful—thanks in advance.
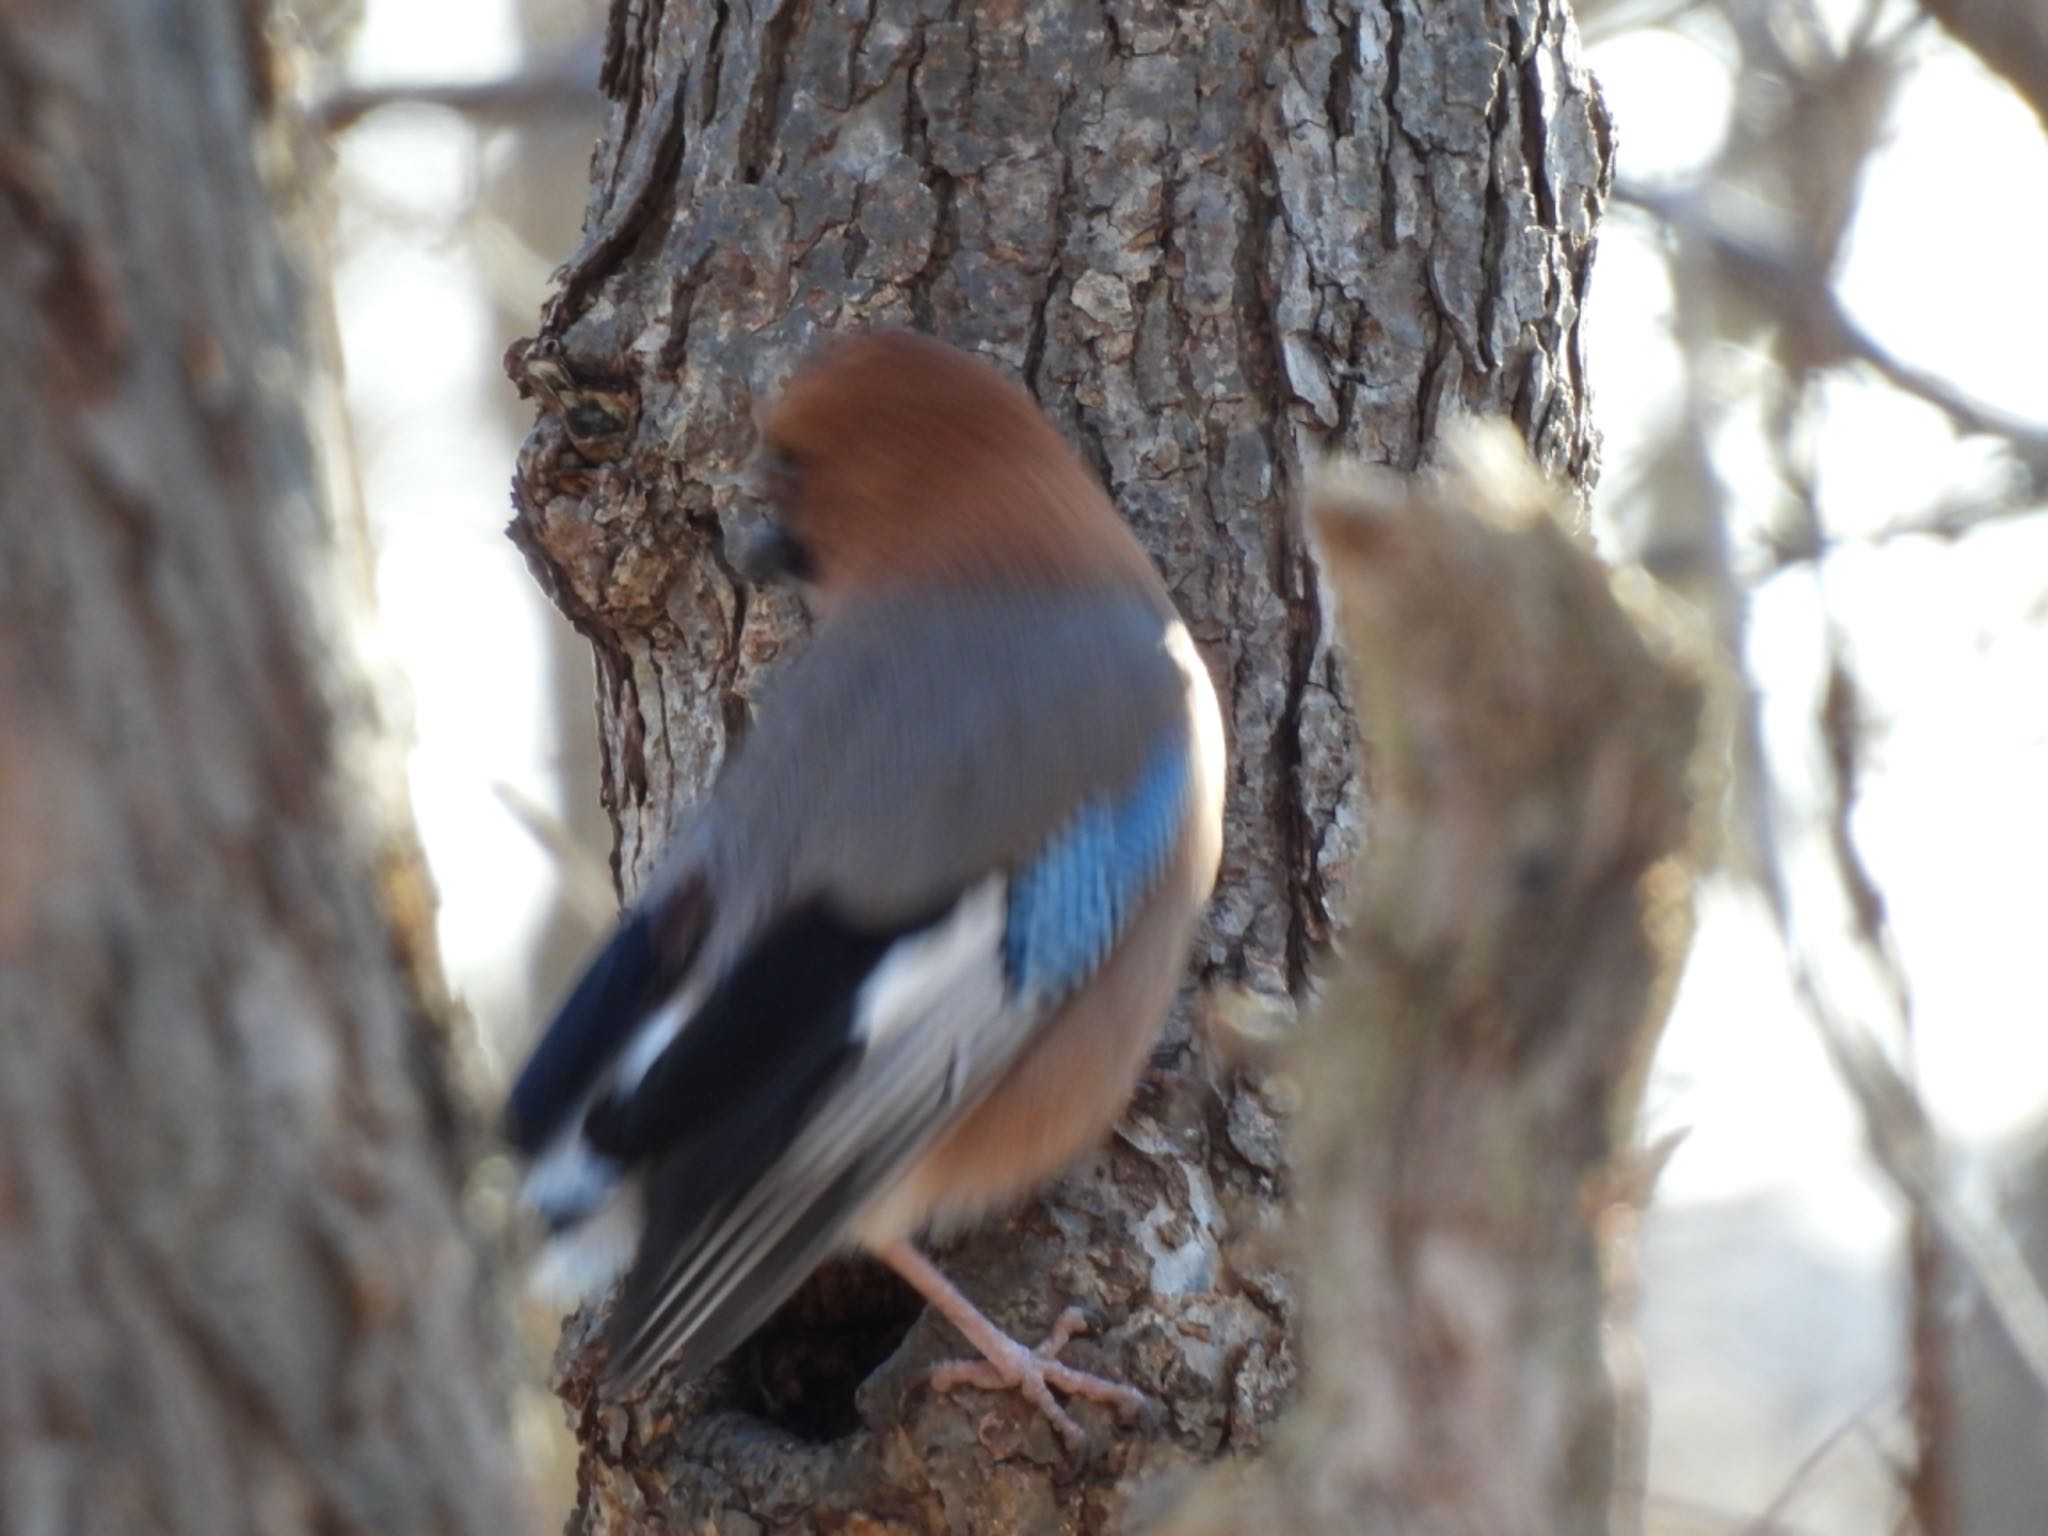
[668,585,1188,959]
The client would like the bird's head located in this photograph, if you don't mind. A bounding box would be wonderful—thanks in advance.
[733,331,1152,617]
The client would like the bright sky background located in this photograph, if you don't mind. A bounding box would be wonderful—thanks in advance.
[334,6,2048,1528]
[338,0,569,1054]
[1588,25,2048,1187]
[1584,21,2048,1526]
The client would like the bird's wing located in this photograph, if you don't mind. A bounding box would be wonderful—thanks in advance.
[502,891,706,1159]
[598,880,1016,1388]
[559,589,1200,1391]
[598,726,1197,1390]
[504,589,1182,1165]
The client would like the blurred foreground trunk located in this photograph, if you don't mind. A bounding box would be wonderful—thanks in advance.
[1164,437,1704,1536]
[0,2,522,1532]
[507,1,1612,1530]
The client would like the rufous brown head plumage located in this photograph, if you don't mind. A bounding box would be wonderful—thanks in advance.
[752,331,1158,612]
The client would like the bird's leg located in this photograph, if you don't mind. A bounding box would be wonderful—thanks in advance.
[875,1238,1148,1453]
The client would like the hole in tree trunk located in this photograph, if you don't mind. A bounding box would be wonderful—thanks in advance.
[730,1255,924,1442]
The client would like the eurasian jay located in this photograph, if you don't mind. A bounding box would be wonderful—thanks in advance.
[505,330,1226,1450]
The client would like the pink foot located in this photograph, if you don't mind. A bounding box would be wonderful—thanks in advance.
[925,1305,1147,1453]
[874,1240,1148,1454]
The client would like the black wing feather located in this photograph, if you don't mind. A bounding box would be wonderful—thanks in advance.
[582,898,952,1387]
[581,900,905,1161]
[506,889,702,1155]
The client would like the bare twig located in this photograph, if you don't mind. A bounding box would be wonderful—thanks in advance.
[1616,184,2048,495]
[314,44,600,133]
[1737,627,2048,1421]
[1915,0,2048,139]
[1738,1384,1899,1536]
[492,780,617,930]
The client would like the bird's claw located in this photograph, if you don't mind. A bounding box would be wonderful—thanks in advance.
[924,1307,1147,1454]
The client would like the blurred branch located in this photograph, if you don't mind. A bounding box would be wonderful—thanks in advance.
[1747,628,2048,1442]
[1618,183,2048,496]
[1814,659,2048,1412]
[1744,338,2048,1494]
[1638,75,2048,1496]
[1774,852,2048,1414]
[493,780,618,932]
[1575,0,1718,43]
[1825,304,2048,492]
[1162,429,1706,1536]
[1652,1494,1857,1536]
[1738,1384,1901,1536]
[1608,8,2048,1525]
[1864,488,2046,543]
[314,43,599,133]
[1907,1200,1954,1536]
[1916,0,2048,137]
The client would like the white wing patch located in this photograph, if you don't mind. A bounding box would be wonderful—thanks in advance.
[519,968,716,1236]
[532,1195,639,1306]
[524,1134,623,1228]
[611,973,712,1095]
[853,878,1008,1046]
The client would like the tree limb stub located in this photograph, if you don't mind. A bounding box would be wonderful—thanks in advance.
[1165,428,1706,1536]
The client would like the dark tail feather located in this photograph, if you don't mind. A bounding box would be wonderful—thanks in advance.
[604,1155,868,1393]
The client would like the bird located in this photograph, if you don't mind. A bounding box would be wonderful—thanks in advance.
[504,329,1226,1452]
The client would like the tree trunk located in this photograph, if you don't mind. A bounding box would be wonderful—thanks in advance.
[0,3,523,1533]
[506,1,1611,1530]
[1953,1136,2048,1536]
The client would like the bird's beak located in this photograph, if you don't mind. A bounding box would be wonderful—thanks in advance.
[724,514,809,586]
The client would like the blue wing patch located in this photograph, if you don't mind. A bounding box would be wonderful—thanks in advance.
[1003,732,1190,1012]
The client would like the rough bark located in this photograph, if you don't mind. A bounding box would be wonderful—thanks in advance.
[0,3,524,1533]
[505,2,1611,1531]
